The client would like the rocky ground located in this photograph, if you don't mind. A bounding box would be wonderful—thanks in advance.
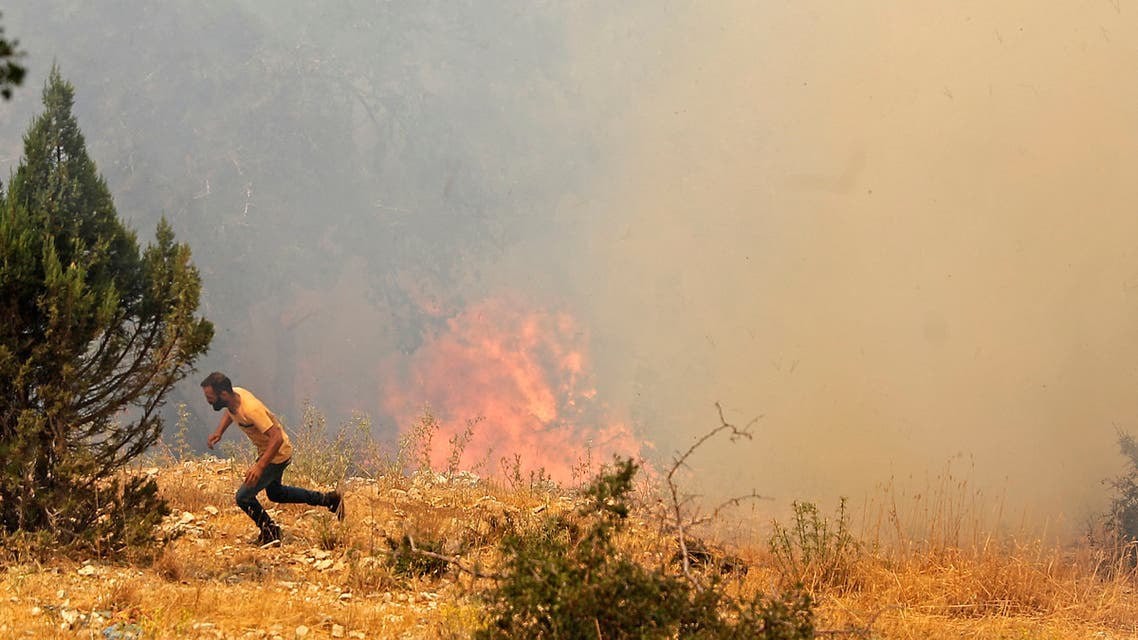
[3,456,1138,639]
[0,457,561,639]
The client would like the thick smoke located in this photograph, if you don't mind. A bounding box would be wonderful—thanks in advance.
[2,2,1136,534]
[548,1,1138,531]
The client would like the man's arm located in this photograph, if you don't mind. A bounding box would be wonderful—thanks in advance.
[206,411,233,449]
[244,424,284,487]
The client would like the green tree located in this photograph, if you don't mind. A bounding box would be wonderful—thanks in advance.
[0,67,212,552]
[0,11,25,100]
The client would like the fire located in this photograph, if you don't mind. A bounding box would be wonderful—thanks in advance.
[379,295,643,482]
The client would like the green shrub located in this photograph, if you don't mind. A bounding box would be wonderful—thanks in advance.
[769,498,859,592]
[1105,429,1138,566]
[384,532,451,579]
[89,474,172,558]
[476,457,814,639]
[0,465,170,561]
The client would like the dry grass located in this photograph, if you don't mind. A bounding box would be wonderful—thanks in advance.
[817,544,1138,635]
[773,466,1138,639]
[0,455,1137,639]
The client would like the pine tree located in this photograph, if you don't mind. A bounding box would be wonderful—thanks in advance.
[0,67,213,552]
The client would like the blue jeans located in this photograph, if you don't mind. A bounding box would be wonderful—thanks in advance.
[235,458,328,529]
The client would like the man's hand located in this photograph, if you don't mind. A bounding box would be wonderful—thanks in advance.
[244,464,264,488]
[207,431,222,450]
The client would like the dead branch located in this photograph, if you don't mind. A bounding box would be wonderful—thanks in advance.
[406,534,501,581]
[689,489,774,529]
[665,402,767,589]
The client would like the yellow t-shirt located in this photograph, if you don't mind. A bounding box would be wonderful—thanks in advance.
[229,387,293,464]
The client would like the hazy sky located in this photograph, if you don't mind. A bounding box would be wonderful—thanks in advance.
[526,1,1138,530]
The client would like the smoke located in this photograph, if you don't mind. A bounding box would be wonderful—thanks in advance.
[529,1,1138,530]
[3,1,1137,533]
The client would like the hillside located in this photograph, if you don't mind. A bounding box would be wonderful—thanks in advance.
[1,455,1137,639]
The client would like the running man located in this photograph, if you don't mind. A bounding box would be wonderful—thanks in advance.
[201,372,344,547]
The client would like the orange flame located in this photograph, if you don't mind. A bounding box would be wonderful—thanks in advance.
[379,295,643,483]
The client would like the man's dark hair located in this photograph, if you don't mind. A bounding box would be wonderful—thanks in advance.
[200,371,233,394]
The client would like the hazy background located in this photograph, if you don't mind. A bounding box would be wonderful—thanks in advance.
[3,1,1137,534]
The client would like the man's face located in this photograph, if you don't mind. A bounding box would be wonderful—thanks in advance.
[203,387,230,412]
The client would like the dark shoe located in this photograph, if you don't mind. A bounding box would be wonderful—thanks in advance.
[257,523,282,548]
[327,491,345,521]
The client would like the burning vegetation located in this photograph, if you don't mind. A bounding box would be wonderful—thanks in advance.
[379,295,645,483]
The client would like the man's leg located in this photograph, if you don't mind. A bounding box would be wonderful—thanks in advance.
[235,463,286,545]
[263,459,345,520]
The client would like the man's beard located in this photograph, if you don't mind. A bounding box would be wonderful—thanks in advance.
[212,400,228,412]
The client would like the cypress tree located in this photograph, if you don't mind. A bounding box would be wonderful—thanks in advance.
[0,67,213,552]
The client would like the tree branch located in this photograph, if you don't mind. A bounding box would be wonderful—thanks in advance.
[665,402,767,590]
[407,534,501,581]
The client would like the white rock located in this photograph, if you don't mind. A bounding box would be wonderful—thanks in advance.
[331,624,345,638]
[295,625,309,637]
[204,506,219,515]
[77,565,97,576]
[179,511,196,524]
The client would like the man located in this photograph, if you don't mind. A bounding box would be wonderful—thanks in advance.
[201,371,344,547]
